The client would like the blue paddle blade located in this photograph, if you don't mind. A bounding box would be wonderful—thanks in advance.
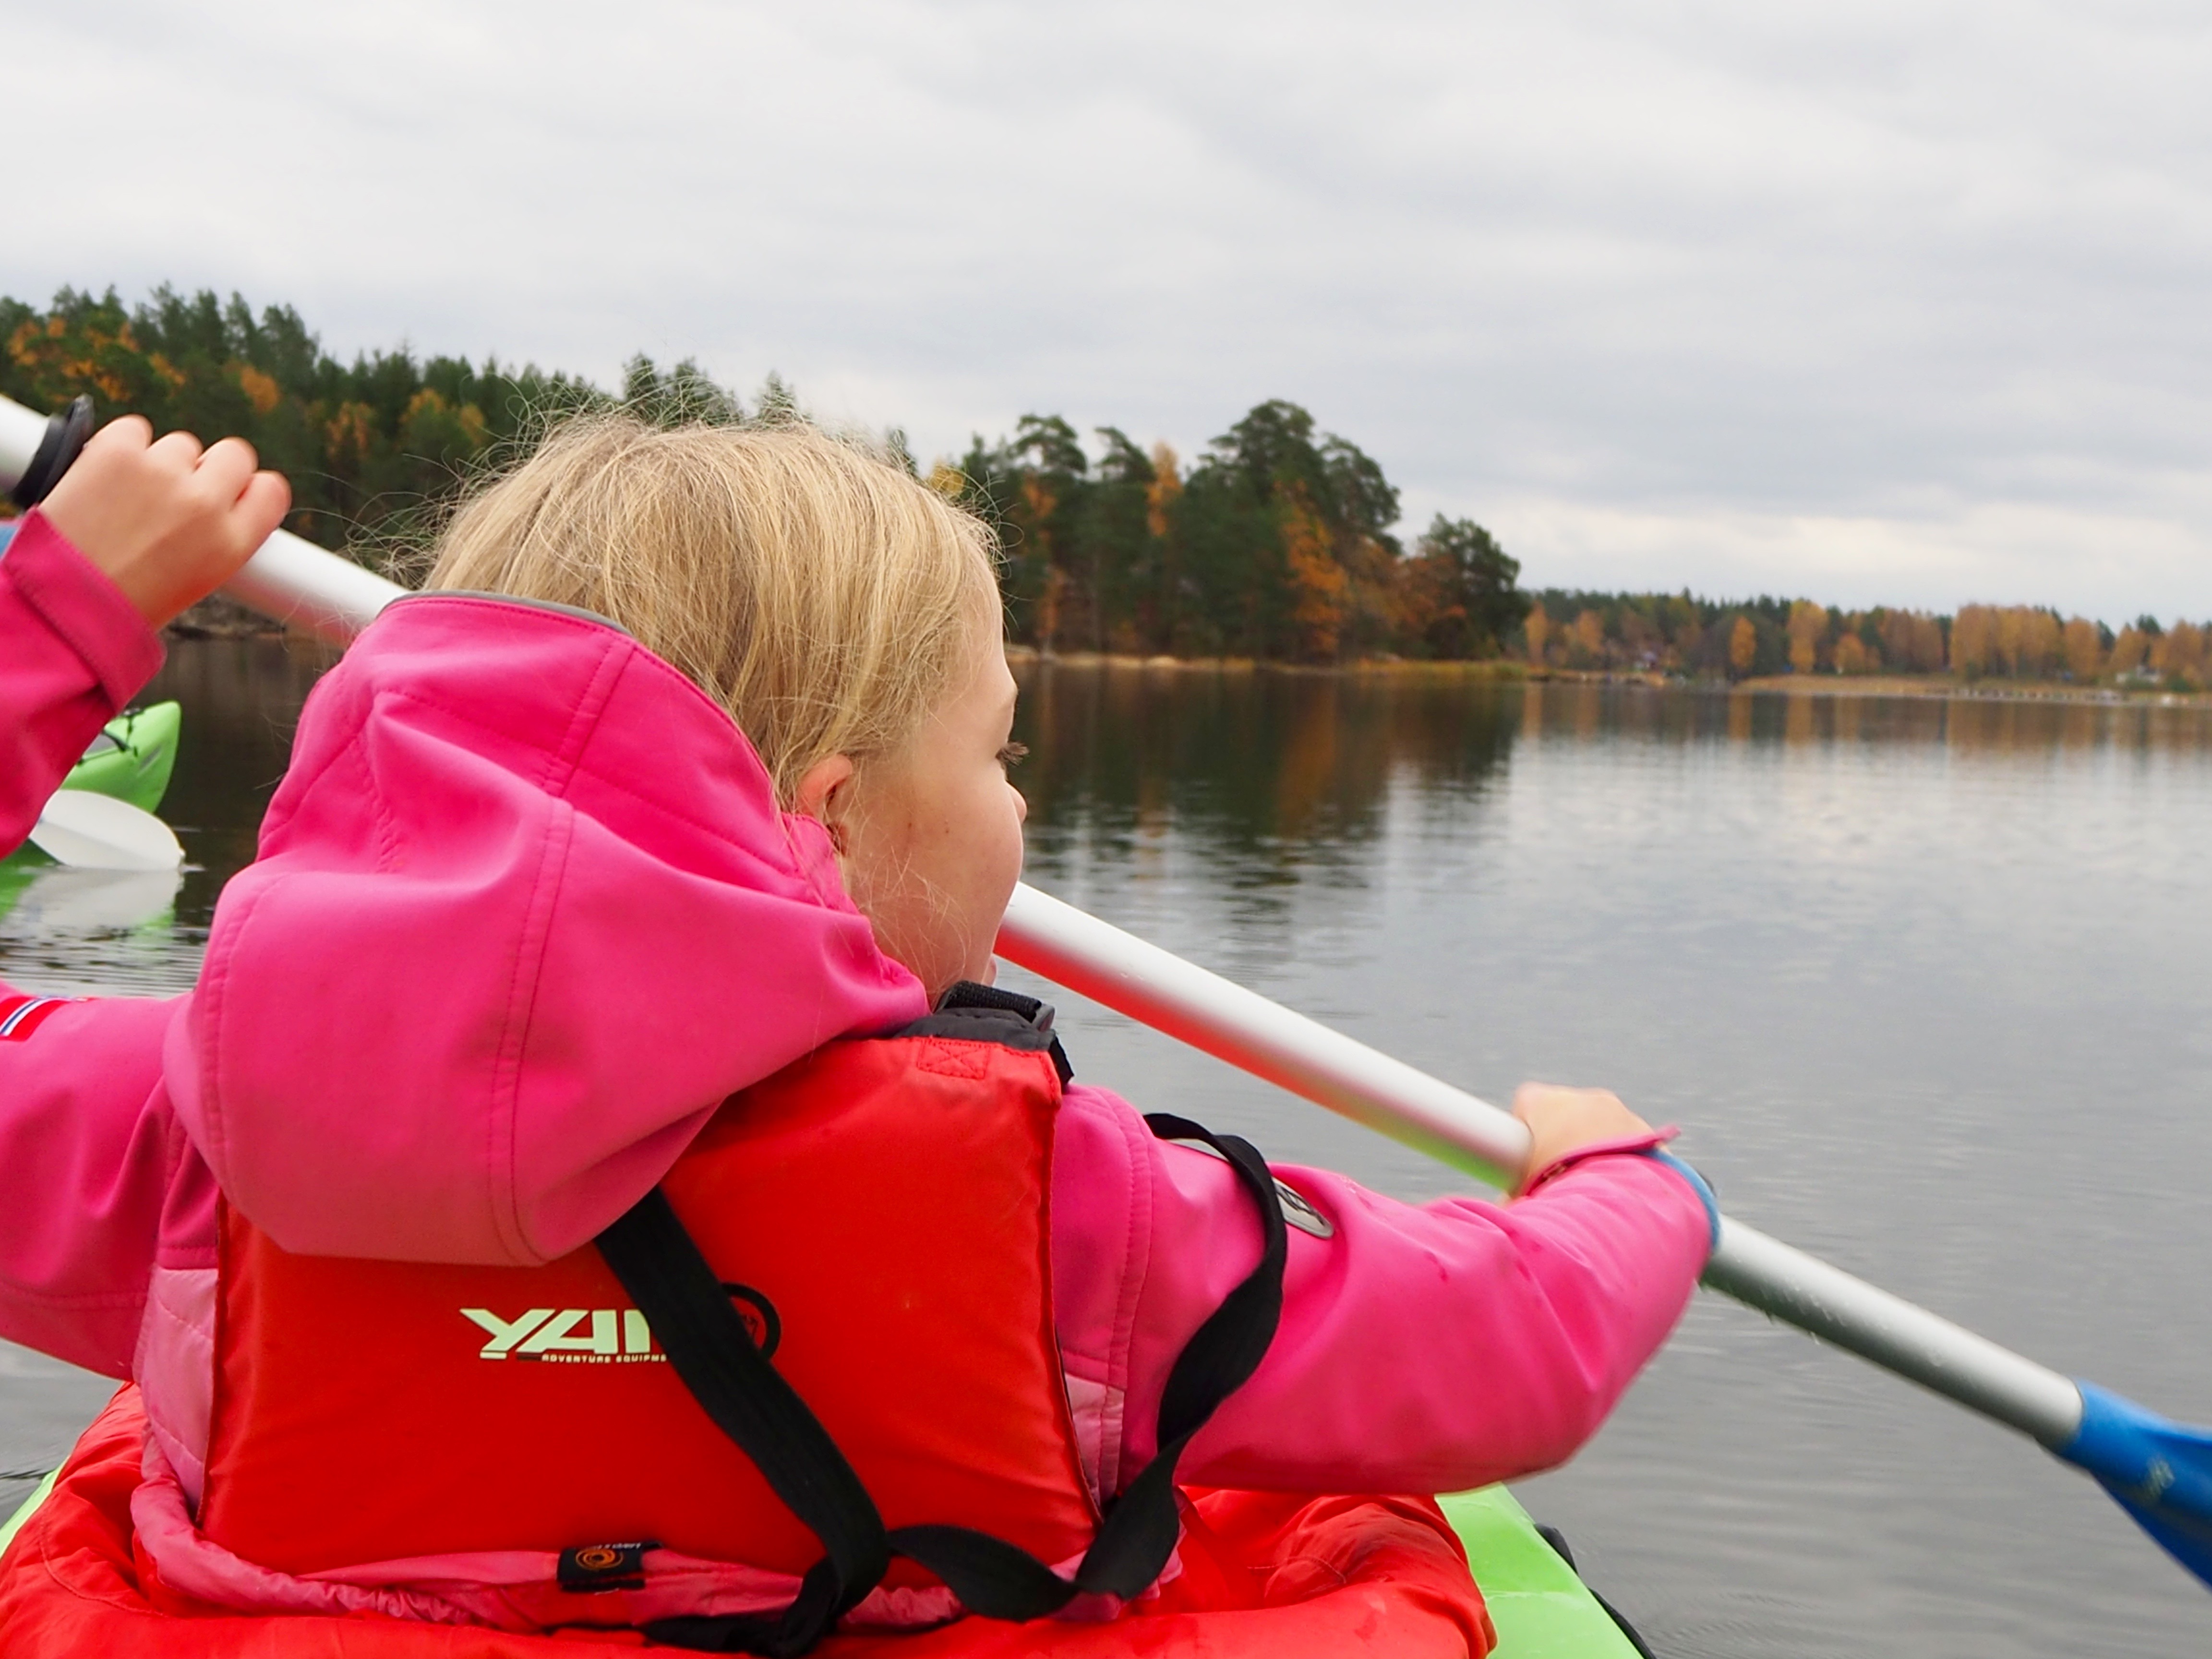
[2059,1382,2212,1588]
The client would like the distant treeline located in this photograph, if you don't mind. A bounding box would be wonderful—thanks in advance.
[0,285,756,556]
[1527,591,2208,690]
[3,286,2204,685]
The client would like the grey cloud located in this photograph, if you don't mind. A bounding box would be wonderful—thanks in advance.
[7,0,2211,615]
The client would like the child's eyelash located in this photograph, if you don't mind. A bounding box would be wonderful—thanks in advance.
[998,741,1029,769]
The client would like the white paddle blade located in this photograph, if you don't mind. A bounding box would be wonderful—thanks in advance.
[3,865,182,930]
[28,791,185,871]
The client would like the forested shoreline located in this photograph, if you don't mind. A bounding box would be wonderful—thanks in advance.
[1521,592,2207,692]
[3,286,2205,689]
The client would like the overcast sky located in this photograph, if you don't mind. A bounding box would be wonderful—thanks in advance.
[9,0,2212,618]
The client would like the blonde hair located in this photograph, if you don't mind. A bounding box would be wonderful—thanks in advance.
[423,414,999,802]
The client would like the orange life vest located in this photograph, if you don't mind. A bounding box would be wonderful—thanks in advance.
[188,995,1296,1650]
[199,1018,1100,1587]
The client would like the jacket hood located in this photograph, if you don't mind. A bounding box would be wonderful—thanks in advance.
[165,594,927,1265]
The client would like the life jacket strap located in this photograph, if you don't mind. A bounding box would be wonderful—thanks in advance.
[594,1086,1286,1654]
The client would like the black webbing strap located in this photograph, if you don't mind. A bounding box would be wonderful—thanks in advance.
[891,1116,1286,1610]
[597,1189,881,1656]
[594,1103,1286,1654]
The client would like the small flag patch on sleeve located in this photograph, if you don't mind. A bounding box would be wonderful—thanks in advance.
[0,994,78,1041]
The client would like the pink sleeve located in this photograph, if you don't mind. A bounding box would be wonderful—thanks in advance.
[1051,1084,1710,1498]
[0,510,165,852]
[0,995,191,1378]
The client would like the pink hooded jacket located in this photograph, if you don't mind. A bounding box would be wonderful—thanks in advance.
[0,509,1712,1624]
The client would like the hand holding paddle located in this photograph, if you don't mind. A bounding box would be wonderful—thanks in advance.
[39,416,291,629]
[1511,1084,1656,1192]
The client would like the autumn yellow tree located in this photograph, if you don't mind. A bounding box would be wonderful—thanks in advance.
[235,363,280,414]
[1280,493,1350,661]
[1729,615,1757,677]
[7,308,184,409]
[2026,610,2059,675]
[1950,606,1996,676]
[2107,626,2149,676]
[1525,601,1552,665]
[1832,613,1882,673]
[1145,443,1181,539]
[2152,622,2207,688]
[1994,607,2060,677]
[1786,600,1828,673]
[1570,608,1606,666]
[1879,610,1945,672]
[2061,617,2104,682]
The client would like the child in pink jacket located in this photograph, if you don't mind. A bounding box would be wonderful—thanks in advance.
[0,413,1713,1644]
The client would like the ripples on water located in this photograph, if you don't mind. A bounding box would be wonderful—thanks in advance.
[5,647,2210,1657]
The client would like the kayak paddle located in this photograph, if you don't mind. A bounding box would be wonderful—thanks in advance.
[28,790,184,872]
[5,388,2209,1590]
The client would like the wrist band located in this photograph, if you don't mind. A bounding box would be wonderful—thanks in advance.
[1640,1148,1720,1254]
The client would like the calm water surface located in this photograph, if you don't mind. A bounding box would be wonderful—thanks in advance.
[5,644,2211,1658]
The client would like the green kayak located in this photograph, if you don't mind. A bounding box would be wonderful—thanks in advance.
[0,1471,51,1560]
[0,1478,1645,1654]
[60,700,181,816]
[1441,1487,1650,1656]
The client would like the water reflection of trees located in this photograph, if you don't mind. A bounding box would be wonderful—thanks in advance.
[1513,684,2212,758]
[1017,674,2212,926]
[1011,664,1520,893]
[140,639,335,931]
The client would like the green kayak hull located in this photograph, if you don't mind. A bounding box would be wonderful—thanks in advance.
[1439,1487,1645,1656]
[0,1469,54,1561]
[0,1478,1641,1654]
[60,700,181,816]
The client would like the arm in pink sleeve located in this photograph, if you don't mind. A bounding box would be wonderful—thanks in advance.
[0,994,191,1378]
[0,509,165,853]
[0,511,182,1372]
[1051,1084,1710,1499]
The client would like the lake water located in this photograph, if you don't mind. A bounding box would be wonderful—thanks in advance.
[6,642,2212,1657]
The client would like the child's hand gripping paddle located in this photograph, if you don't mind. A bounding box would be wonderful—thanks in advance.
[6,388,2209,1590]
[1,393,405,649]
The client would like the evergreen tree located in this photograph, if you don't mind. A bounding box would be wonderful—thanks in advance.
[1403,515,1528,658]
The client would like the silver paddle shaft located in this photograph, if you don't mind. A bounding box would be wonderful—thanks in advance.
[0,393,405,646]
[996,883,2086,1449]
[1,389,2087,1450]
[219,527,406,645]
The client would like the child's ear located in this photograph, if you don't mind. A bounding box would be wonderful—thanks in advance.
[792,753,857,851]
